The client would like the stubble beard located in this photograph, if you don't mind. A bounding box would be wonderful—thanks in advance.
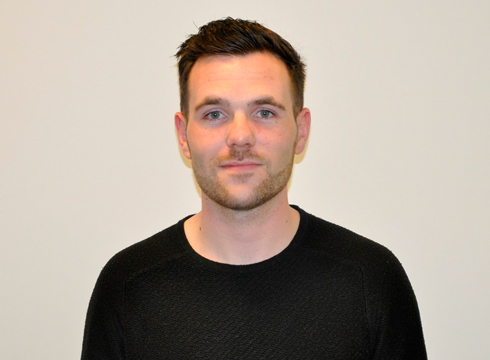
[191,148,295,212]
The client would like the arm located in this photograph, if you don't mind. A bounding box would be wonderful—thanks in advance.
[364,253,427,359]
[81,260,126,360]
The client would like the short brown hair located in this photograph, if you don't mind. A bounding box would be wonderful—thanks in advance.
[175,17,306,118]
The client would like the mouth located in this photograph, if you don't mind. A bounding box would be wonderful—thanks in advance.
[219,161,263,173]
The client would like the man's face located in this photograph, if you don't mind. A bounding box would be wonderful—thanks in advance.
[175,52,310,211]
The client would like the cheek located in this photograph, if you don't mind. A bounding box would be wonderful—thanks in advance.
[262,126,297,150]
[187,132,222,159]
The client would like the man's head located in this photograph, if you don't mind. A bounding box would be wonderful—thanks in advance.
[174,19,311,212]
[175,17,306,119]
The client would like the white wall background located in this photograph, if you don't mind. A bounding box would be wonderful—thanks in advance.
[1,1,489,359]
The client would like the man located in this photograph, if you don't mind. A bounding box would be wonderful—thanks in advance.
[82,18,427,359]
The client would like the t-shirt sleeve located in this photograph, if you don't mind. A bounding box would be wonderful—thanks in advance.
[81,258,126,360]
[363,250,427,359]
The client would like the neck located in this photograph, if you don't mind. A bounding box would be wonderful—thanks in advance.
[184,189,300,265]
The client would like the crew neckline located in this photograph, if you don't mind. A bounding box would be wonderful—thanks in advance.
[176,205,309,273]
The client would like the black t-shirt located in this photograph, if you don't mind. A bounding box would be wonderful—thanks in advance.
[81,206,427,359]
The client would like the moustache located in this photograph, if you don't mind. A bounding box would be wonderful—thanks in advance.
[217,149,264,163]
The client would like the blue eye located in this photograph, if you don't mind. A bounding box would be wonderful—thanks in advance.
[258,110,274,118]
[206,111,222,120]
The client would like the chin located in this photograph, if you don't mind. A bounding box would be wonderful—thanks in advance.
[206,187,284,212]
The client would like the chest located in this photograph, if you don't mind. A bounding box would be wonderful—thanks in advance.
[123,255,371,359]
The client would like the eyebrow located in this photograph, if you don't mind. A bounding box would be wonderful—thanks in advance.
[248,97,286,111]
[194,96,287,113]
[194,97,230,112]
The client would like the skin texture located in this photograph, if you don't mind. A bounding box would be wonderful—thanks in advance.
[175,52,311,264]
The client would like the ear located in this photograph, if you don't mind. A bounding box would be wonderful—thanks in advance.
[175,112,191,159]
[294,108,311,155]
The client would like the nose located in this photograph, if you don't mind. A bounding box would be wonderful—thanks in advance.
[226,112,256,149]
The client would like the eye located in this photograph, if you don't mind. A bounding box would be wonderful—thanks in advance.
[204,111,224,121]
[256,109,275,119]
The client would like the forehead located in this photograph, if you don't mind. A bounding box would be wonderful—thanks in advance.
[187,52,293,109]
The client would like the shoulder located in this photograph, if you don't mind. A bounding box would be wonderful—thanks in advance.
[298,207,399,270]
[297,207,426,357]
[81,217,193,358]
[297,207,414,306]
[97,217,190,288]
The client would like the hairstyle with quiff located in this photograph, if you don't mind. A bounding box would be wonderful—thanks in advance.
[175,17,306,118]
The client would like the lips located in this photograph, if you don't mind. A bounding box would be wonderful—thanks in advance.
[219,161,262,172]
